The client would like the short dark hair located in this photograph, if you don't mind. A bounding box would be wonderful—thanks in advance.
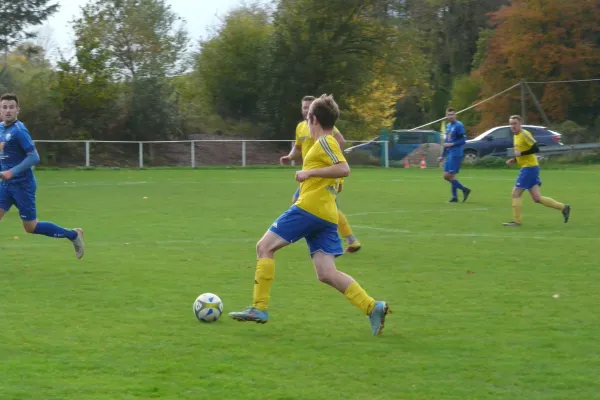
[0,93,19,105]
[308,94,339,130]
[446,107,456,114]
[302,95,316,103]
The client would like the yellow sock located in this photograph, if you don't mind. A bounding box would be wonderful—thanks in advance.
[512,197,523,224]
[344,281,376,315]
[540,196,564,211]
[252,258,275,311]
[337,210,353,237]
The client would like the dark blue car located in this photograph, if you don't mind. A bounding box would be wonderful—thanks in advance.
[463,125,563,163]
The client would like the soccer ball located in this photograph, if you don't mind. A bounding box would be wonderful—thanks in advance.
[193,293,224,323]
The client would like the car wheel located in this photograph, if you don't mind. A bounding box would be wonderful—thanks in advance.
[463,150,479,164]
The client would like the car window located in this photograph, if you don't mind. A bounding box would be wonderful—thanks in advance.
[490,127,511,139]
[425,132,439,143]
[392,132,421,144]
[526,127,546,137]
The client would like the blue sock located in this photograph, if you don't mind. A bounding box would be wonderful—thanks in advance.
[450,180,458,199]
[453,180,466,191]
[33,222,77,240]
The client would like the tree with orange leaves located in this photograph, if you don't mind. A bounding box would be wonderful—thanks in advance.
[475,0,600,131]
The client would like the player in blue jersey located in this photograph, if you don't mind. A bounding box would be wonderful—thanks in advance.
[0,93,85,258]
[437,107,471,202]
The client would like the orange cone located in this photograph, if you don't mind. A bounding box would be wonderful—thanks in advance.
[403,158,409,168]
[420,157,427,169]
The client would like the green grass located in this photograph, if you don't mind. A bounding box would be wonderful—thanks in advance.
[1,167,599,400]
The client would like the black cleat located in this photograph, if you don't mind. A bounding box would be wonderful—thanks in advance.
[448,198,458,203]
[562,204,571,223]
[462,188,471,202]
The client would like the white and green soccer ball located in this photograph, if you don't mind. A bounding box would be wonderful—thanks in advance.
[193,293,224,323]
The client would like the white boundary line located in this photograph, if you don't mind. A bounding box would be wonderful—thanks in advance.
[346,207,489,217]
[353,224,598,241]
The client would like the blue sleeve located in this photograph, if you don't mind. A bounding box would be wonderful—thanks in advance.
[452,138,466,147]
[451,122,466,147]
[10,150,40,175]
[16,125,35,153]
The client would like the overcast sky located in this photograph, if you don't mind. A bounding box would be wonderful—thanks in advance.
[39,0,271,60]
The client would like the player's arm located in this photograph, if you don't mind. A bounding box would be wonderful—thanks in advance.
[333,127,345,148]
[280,131,303,165]
[445,125,467,148]
[299,162,349,180]
[0,128,40,180]
[296,136,350,182]
[514,131,538,157]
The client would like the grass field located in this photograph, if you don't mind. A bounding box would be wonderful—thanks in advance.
[1,166,599,400]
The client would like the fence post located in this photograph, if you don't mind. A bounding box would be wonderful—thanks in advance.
[138,142,144,168]
[242,141,247,167]
[85,141,90,167]
[383,140,389,168]
[191,141,196,168]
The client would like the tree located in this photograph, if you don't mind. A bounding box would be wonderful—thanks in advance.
[71,0,190,140]
[260,0,423,139]
[0,0,58,54]
[72,0,189,80]
[194,5,272,122]
[476,0,600,129]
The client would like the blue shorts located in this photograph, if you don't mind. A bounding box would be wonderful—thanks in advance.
[444,156,462,174]
[515,166,542,190]
[0,181,37,221]
[269,205,343,257]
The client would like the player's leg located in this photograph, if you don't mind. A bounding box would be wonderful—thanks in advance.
[529,184,570,223]
[14,183,85,258]
[229,207,302,323]
[308,226,389,336]
[444,157,470,202]
[504,186,525,226]
[337,208,360,253]
[291,187,300,204]
[0,183,12,222]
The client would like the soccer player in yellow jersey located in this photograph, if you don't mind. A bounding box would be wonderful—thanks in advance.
[503,115,571,227]
[229,94,389,336]
[280,96,362,253]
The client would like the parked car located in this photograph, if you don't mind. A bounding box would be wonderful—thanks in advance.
[463,125,563,163]
[350,129,442,162]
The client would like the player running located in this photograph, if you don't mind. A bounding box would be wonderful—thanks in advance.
[503,114,570,227]
[0,93,85,258]
[229,94,389,336]
[437,107,471,202]
[280,95,361,253]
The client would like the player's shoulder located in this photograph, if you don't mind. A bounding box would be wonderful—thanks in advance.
[319,134,339,147]
[13,121,30,135]
[521,129,535,139]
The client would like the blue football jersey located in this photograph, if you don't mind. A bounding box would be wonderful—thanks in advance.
[0,121,36,183]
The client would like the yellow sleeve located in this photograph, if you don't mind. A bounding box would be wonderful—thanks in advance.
[521,129,536,147]
[319,135,347,165]
[295,123,302,147]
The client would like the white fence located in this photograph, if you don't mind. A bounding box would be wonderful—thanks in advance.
[33,139,391,168]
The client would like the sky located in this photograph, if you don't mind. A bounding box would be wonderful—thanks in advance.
[39,0,271,60]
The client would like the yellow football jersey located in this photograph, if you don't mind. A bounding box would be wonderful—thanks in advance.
[294,135,347,224]
[295,121,340,161]
[514,129,539,168]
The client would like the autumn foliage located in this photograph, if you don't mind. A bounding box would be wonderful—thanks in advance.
[476,0,600,130]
